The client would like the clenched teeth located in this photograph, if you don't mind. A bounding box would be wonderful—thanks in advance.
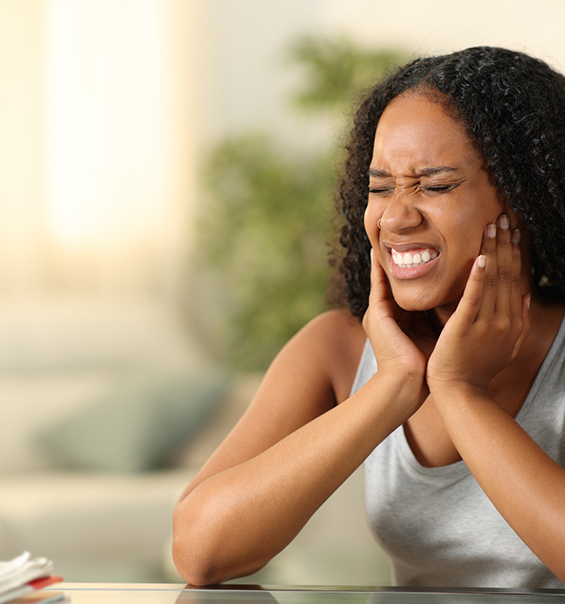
[391,248,438,268]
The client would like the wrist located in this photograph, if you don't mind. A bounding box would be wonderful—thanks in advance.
[376,362,426,389]
[429,378,491,412]
[376,355,427,381]
[429,376,488,394]
[369,368,427,422]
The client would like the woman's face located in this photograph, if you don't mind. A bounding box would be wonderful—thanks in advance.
[365,92,506,315]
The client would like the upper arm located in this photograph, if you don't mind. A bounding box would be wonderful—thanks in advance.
[178,309,366,500]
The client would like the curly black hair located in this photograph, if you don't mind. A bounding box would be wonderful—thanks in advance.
[333,46,565,319]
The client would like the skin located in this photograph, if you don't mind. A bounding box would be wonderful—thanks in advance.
[173,93,565,586]
[367,92,511,318]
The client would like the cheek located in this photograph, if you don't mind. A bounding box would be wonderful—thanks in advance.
[364,203,380,245]
[448,199,496,257]
[456,218,484,258]
[443,212,486,291]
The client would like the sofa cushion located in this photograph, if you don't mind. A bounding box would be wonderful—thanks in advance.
[0,470,193,581]
[35,370,231,473]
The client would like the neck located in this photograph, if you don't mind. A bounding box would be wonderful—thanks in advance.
[521,287,565,351]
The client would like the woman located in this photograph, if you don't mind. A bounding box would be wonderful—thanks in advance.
[173,46,565,588]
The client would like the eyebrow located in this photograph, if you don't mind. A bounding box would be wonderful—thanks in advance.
[369,166,460,178]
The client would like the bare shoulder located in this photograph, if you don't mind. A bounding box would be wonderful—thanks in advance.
[250,308,366,427]
[283,309,367,403]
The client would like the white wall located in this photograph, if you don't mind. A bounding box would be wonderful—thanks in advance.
[192,0,565,150]
[1,0,564,303]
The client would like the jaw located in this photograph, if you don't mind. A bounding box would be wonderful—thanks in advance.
[387,262,469,317]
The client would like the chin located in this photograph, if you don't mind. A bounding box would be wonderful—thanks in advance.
[394,294,463,321]
[390,287,438,312]
[390,280,464,314]
[392,297,435,313]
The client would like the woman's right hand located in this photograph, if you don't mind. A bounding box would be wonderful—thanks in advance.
[362,249,435,405]
[174,254,433,587]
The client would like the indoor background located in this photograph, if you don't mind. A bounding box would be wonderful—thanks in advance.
[1,0,564,586]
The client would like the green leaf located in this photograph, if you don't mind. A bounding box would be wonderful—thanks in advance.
[191,37,405,371]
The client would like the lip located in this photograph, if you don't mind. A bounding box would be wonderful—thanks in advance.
[383,241,439,253]
[383,241,441,280]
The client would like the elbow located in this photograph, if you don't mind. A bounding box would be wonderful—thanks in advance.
[172,494,270,586]
[172,522,268,587]
[172,533,265,587]
[172,508,224,586]
[172,532,223,587]
[172,504,246,587]
[171,491,217,585]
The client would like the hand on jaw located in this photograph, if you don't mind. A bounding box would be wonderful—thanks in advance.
[426,213,530,402]
[363,247,436,416]
[365,212,531,415]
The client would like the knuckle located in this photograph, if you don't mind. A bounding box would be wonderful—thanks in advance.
[485,274,498,289]
[495,316,511,333]
[498,267,512,283]
[483,241,496,254]
[478,325,491,341]
[466,293,482,309]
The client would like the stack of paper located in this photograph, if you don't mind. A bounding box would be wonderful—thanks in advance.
[0,553,64,604]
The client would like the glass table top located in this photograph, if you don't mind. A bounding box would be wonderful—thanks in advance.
[44,584,565,604]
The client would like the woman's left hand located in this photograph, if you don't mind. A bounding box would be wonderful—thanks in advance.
[424,214,565,584]
[427,213,530,395]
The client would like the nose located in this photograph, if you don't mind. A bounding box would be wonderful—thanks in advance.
[379,188,423,233]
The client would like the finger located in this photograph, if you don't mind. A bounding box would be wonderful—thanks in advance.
[509,228,523,321]
[452,254,487,326]
[511,293,531,360]
[364,249,393,335]
[493,213,513,314]
[363,251,422,368]
[477,222,498,317]
[368,249,391,307]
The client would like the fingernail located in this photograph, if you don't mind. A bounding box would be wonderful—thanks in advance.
[526,293,531,310]
[487,224,497,238]
[512,229,521,245]
[499,214,510,229]
[477,255,486,268]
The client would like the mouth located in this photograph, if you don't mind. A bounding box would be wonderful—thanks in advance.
[390,247,439,268]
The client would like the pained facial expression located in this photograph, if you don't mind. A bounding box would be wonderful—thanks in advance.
[365,93,504,314]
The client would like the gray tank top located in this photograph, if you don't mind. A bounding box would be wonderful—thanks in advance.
[352,316,565,588]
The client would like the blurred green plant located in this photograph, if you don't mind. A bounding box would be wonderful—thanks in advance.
[193,37,405,371]
[290,37,405,112]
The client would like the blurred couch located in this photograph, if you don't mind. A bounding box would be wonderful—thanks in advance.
[0,296,391,585]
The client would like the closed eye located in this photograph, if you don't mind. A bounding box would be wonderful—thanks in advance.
[420,183,459,195]
[369,182,461,196]
[368,186,394,196]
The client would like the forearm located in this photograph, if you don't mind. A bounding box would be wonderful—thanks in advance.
[173,370,420,586]
[433,384,565,582]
